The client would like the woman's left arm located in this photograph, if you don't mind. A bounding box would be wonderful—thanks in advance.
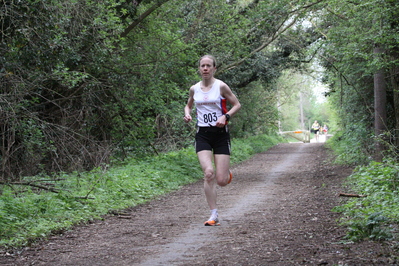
[220,81,241,117]
[215,82,241,127]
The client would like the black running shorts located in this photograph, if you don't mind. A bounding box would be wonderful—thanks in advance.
[195,126,231,155]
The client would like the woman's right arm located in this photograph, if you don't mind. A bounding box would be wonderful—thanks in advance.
[184,87,195,123]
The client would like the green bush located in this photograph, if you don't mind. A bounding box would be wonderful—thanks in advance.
[326,129,373,165]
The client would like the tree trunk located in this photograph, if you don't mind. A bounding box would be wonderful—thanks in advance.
[373,45,387,162]
[390,52,399,151]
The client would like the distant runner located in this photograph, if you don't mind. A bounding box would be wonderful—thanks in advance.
[311,120,320,142]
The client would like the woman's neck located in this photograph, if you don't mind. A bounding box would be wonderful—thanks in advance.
[201,78,215,90]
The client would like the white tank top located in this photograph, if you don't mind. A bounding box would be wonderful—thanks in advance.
[194,79,227,127]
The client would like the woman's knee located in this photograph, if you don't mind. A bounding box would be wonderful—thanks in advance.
[216,180,227,187]
[203,168,214,181]
[216,174,228,187]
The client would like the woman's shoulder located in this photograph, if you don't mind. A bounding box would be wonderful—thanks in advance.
[190,81,201,90]
[217,79,230,90]
[215,78,225,85]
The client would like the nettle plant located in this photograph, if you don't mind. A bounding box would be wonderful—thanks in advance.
[334,159,399,241]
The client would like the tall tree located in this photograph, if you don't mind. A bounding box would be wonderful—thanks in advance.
[315,0,399,161]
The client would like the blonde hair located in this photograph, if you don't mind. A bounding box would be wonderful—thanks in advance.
[198,55,217,67]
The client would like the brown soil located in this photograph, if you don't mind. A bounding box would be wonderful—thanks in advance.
[1,143,399,265]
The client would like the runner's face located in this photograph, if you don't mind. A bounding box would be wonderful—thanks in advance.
[199,58,215,79]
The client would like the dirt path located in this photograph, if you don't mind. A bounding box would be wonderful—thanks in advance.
[1,143,398,265]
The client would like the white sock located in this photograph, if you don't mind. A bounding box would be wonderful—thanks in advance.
[210,209,218,219]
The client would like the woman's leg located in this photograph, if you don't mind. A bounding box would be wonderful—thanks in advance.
[197,150,217,210]
[214,154,231,187]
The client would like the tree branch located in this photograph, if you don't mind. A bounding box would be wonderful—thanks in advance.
[339,192,367,197]
[0,181,59,193]
[218,15,299,74]
[121,0,171,38]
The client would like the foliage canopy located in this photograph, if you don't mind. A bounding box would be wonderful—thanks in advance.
[1,0,323,179]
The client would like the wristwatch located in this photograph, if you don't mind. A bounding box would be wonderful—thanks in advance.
[224,114,230,121]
